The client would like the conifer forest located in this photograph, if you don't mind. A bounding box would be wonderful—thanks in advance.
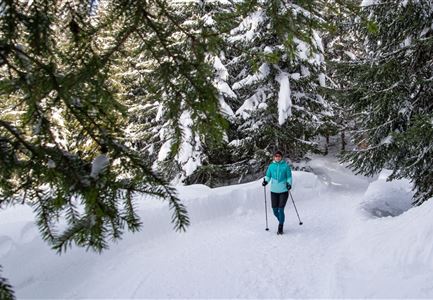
[1,1,433,298]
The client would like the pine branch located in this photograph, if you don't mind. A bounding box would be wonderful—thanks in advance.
[0,266,15,300]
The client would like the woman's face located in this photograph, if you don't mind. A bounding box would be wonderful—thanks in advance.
[274,154,282,162]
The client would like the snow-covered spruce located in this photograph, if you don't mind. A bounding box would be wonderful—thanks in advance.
[186,0,336,186]
[339,0,433,205]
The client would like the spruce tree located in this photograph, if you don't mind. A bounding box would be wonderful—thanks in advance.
[120,0,230,183]
[339,0,433,205]
[323,0,360,152]
[0,0,227,292]
[188,0,337,186]
[229,0,333,155]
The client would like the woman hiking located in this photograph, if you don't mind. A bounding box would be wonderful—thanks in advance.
[262,150,293,234]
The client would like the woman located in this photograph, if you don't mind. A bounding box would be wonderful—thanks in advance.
[262,150,293,234]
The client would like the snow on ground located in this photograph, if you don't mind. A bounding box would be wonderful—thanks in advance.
[333,199,433,298]
[1,155,433,298]
[360,169,413,218]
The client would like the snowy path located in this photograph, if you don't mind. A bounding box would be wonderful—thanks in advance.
[4,156,433,298]
[60,191,363,299]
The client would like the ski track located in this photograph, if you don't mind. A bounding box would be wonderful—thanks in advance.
[4,156,373,298]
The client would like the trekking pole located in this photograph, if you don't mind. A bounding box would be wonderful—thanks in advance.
[264,186,269,231]
[289,191,303,225]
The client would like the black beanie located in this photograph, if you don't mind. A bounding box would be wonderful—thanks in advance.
[274,150,283,156]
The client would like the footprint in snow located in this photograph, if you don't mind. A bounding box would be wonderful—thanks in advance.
[0,236,14,257]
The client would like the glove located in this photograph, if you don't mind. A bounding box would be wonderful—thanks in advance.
[262,180,268,187]
[287,183,292,190]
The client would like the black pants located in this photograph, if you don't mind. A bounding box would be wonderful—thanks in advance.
[271,192,288,224]
[271,192,288,208]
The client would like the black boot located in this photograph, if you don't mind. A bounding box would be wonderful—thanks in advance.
[277,224,284,235]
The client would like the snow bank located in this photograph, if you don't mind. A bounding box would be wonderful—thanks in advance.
[333,200,433,297]
[0,170,324,298]
[0,169,323,261]
[360,169,413,218]
[175,170,322,226]
[0,205,36,257]
[2,156,433,298]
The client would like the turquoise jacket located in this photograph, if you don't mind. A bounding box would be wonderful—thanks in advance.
[264,160,293,193]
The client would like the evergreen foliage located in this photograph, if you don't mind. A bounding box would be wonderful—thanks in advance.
[323,0,360,152]
[0,267,15,300]
[339,0,433,205]
[228,0,333,155]
[0,0,228,257]
[123,0,229,183]
[186,0,338,185]
[4,0,433,296]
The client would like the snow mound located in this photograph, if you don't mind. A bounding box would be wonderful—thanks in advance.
[0,171,323,250]
[2,156,433,298]
[176,171,322,226]
[360,170,413,218]
[334,199,433,298]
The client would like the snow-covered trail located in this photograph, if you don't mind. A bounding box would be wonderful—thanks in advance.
[72,193,363,298]
[6,155,426,298]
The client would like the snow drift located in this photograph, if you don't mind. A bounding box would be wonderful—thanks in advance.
[1,157,433,298]
[334,200,433,298]
[360,169,413,217]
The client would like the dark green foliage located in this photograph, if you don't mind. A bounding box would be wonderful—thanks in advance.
[124,0,229,182]
[323,0,360,152]
[5,0,433,296]
[339,0,433,205]
[0,267,15,300]
[189,0,337,183]
[389,116,433,205]
[185,143,268,187]
[0,0,230,256]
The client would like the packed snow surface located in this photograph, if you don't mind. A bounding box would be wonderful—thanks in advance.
[2,156,433,298]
